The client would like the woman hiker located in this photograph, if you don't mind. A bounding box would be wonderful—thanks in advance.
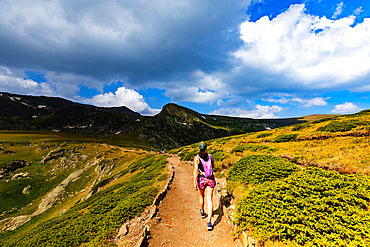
[193,142,216,231]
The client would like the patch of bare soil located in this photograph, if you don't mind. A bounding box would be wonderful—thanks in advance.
[147,155,242,247]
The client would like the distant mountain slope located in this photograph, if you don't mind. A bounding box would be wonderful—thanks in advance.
[129,103,336,149]
[0,92,337,149]
[131,103,284,148]
[0,92,141,134]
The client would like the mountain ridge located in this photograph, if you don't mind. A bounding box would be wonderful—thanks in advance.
[0,92,337,149]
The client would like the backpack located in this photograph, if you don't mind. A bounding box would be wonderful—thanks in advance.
[197,154,213,178]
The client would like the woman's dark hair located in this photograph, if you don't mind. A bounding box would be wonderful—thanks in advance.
[199,149,209,161]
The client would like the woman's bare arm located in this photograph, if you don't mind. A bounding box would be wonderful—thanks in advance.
[193,156,199,190]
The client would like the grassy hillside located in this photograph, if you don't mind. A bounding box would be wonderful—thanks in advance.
[173,109,370,246]
[0,131,169,246]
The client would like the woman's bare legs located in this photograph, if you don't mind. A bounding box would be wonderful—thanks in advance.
[198,188,205,213]
[205,186,214,223]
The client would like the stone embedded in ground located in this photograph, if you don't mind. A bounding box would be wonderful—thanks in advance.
[22,185,32,194]
[11,172,30,180]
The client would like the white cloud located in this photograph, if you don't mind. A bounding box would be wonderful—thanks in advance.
[354,7,363,15]
[83,86,160,116]
[263,95,329,107]
[163,70,226,103]
[210,104,282,119]
[332,2,344,19]
[0,66,56,96]
[332,102,360,113]
[235,4,370,89]
[0,0,246,92]
[165,86,221,103]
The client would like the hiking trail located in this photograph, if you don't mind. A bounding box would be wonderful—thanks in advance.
[147,155,242,247]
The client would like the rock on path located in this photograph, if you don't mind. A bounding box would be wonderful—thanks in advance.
[148,156,242,247]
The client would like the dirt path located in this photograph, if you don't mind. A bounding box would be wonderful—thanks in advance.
[148,155,242,247]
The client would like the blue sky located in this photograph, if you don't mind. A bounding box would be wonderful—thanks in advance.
[1,0,370,118]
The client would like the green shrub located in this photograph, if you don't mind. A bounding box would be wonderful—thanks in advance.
[256,132,273,138]
[179,149,198,161]
[347,109,370,117]
[209,150,226,161]
[312,117,337,124]
[230,143,269,153]
[128,155,157,172]
[227,155,299,184]
[317,120,369,132]
[292,123,310,131]
[273,134,298,143]
[167,147,183,154]
[231,144,277,154]
[90,177,113,194]
[234,167,370,246]
[230,144,276,154]
[157,174,167,181]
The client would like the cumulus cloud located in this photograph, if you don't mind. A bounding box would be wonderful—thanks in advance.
[83,86,160,115]
[234,4,370,91]
[0,0,246,90]
[210,104,282,119]
[332,2,344,19]
[164,86,221,103]
[163,70,227,103]
[354,7,363,15]
[263,95,329,107]
[0,67,55,96]
[331,102,360,113]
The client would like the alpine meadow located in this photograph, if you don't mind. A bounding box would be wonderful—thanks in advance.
[1,1,370,245]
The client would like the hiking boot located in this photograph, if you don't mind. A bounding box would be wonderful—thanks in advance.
[200,209,206,219]
[207,222,213,231]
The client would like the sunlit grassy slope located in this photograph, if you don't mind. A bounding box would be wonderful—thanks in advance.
[174,110,370,175]
[0,131,169,246]
[172,109,370,247]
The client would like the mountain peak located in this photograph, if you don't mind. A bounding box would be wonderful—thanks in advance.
[159,103,198,120]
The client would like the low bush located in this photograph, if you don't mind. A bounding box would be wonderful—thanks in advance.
[273,134,298,143]
[90,177,113,194]
[157,174,167,181]
[179,149,198,161]
[230,144,274,154]
[209,150,226,162]
[234,167,370,246]
[256,132,273,138]
[227,155,299,185]
[292,123,310,131]
[312,117,337,124]
[167,147,183,154]
[128,155,157,172]
[317,120,369,133]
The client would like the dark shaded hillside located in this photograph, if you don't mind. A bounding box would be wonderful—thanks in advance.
[0,92,141,134]
[0,92,337,149]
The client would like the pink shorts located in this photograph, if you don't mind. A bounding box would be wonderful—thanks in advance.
[197,175,216,190]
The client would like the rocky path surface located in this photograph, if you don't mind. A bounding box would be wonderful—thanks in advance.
[148,155,242,247]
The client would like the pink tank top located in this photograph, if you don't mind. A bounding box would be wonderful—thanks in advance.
[197,154,213,178]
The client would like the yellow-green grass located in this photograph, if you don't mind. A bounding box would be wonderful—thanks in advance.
[178,113,370,175]
[0,130,157,150]
[0,135,168,247]
[171,110,370,246]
